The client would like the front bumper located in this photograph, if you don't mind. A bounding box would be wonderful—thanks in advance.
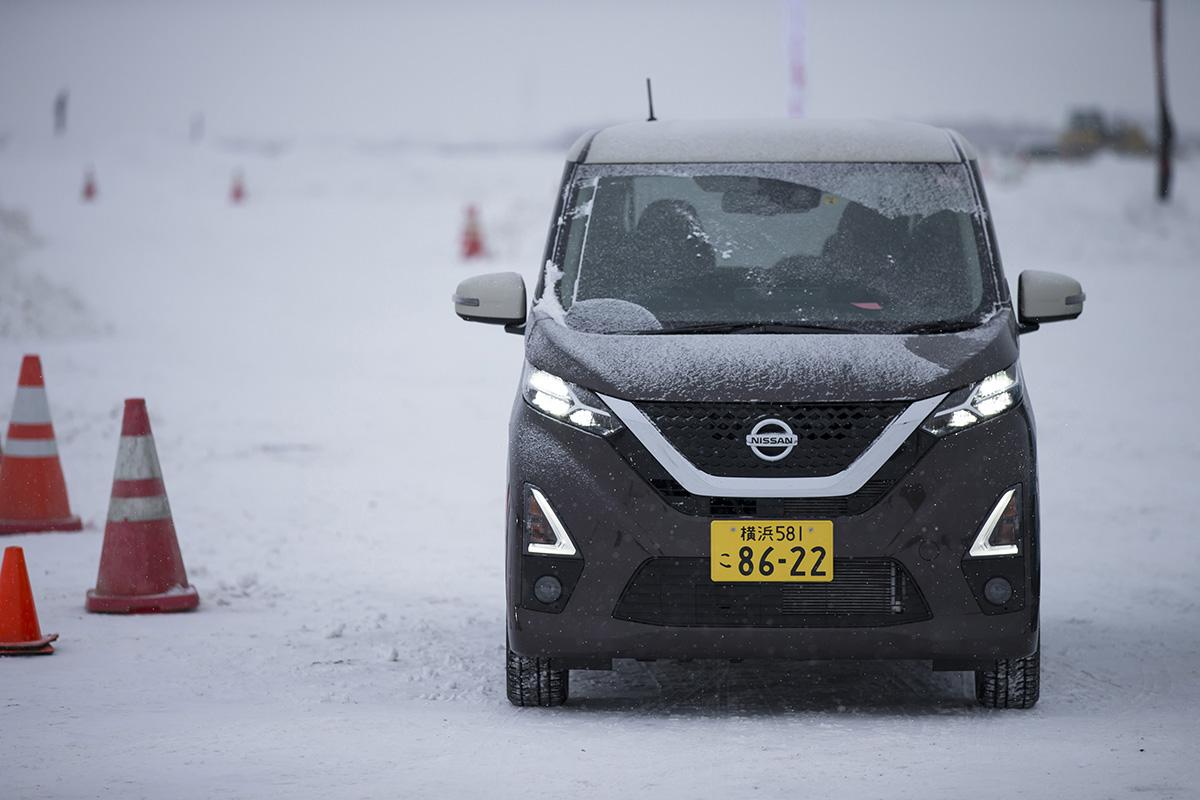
[506,396,1039,666]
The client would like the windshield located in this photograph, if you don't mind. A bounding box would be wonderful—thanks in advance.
[547,162,997,334]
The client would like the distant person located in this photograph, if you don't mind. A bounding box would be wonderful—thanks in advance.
[189,112,205,144]
[54,89,68,136]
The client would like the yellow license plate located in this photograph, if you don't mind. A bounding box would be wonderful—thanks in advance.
[710,520,833,582]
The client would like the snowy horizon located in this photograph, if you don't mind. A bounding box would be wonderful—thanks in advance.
[1,0,1198,145]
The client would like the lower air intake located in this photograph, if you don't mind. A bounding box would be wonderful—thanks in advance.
[613,557,929,628]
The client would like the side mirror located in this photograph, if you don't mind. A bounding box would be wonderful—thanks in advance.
[1018,270,1085,331]
[453,272,527,328]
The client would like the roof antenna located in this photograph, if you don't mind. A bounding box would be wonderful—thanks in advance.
[645,78,657,122]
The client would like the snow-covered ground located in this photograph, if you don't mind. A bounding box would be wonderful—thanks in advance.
[1,135,1198,799]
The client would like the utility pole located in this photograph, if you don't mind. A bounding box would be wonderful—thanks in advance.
[1152,0,1174,201]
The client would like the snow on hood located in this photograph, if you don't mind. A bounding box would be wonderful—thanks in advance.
[525,309,1017,403]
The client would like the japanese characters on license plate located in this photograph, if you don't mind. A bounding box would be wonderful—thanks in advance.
[710,520,834,582]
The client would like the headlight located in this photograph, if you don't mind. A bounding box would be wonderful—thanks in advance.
[921,364,1022,436]
[522,363,622,436]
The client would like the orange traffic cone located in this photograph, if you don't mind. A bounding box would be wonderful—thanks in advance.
[230,170,245,204]
[82,168,97,202]
[86,399,198,613]
[0,546,58,655]
[461,205,485,259]
[0,355,82,534]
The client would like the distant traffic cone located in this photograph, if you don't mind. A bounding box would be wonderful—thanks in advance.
[0,356,83,534]
[230,170,245,204]
[461,205,485,258]
[86,399,198,613]
[81,168,97,202]
[0,546,58,655]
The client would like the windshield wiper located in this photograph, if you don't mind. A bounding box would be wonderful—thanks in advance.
[644,321,858,335]
[894,320,979,335]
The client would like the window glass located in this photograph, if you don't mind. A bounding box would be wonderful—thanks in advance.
[551,162,994,334]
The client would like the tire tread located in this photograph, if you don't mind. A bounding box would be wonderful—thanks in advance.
[975,645,1040,709]
[506,646,569,707]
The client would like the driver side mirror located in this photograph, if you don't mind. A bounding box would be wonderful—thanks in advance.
[1018,270,1085,332]
[453,272,527,330]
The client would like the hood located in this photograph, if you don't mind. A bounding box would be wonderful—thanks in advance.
[524,309,1018,403]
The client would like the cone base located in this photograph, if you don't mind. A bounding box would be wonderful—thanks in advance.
[86,585,199,614]
[0,633,58,656]
[0,515,83,535]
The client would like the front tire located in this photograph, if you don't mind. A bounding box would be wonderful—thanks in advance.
[975,638,1040,709]
[506,645,569,707]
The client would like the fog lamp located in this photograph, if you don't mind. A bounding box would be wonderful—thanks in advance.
[533,575,563,604]
[983,576,1014,606]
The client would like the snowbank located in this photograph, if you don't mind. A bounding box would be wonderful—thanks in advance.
[0,205,103,339]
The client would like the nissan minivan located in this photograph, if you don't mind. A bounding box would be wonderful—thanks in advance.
[454,119,1084,709]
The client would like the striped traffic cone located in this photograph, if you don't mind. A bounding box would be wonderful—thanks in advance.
[0,546,58,655]
[86,399,198,613]
[461,205,486,259]
[230,170,245,204]
[0,355,83,534]
[81,168,97,202]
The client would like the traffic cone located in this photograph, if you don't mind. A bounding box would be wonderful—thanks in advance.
[86,399,198,613]
[461,205,485,259]
[0,355,83,534]
[0,546,58,655]
[230,170,245,204]
[82,169,97,202]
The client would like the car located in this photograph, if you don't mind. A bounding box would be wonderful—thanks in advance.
[453,118,1084,709]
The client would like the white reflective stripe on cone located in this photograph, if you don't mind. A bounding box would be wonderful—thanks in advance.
[107,495,172,523]
[113,436,164,481]
[10,387,53,424]
[2,438,59,457]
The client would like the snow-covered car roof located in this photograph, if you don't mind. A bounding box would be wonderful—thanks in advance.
[571,119,975,164]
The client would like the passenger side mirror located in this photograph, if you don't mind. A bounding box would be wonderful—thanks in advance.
[453,272,527,328]
[1018,270,1085,331]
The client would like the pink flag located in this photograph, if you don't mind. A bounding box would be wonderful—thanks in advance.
[787,0,807,118]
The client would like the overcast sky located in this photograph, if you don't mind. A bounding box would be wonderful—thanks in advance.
[1,0,1197,143]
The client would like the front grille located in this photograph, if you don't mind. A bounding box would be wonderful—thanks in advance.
[613,557,930,628]
[614,429,932,518]
[637,401,907,478]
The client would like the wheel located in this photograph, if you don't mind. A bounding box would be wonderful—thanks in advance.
[975,637,1040,709]
[506,644,568,707]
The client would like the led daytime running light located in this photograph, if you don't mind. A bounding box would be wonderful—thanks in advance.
[969,488,1020,557]
[525,485,578,557]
